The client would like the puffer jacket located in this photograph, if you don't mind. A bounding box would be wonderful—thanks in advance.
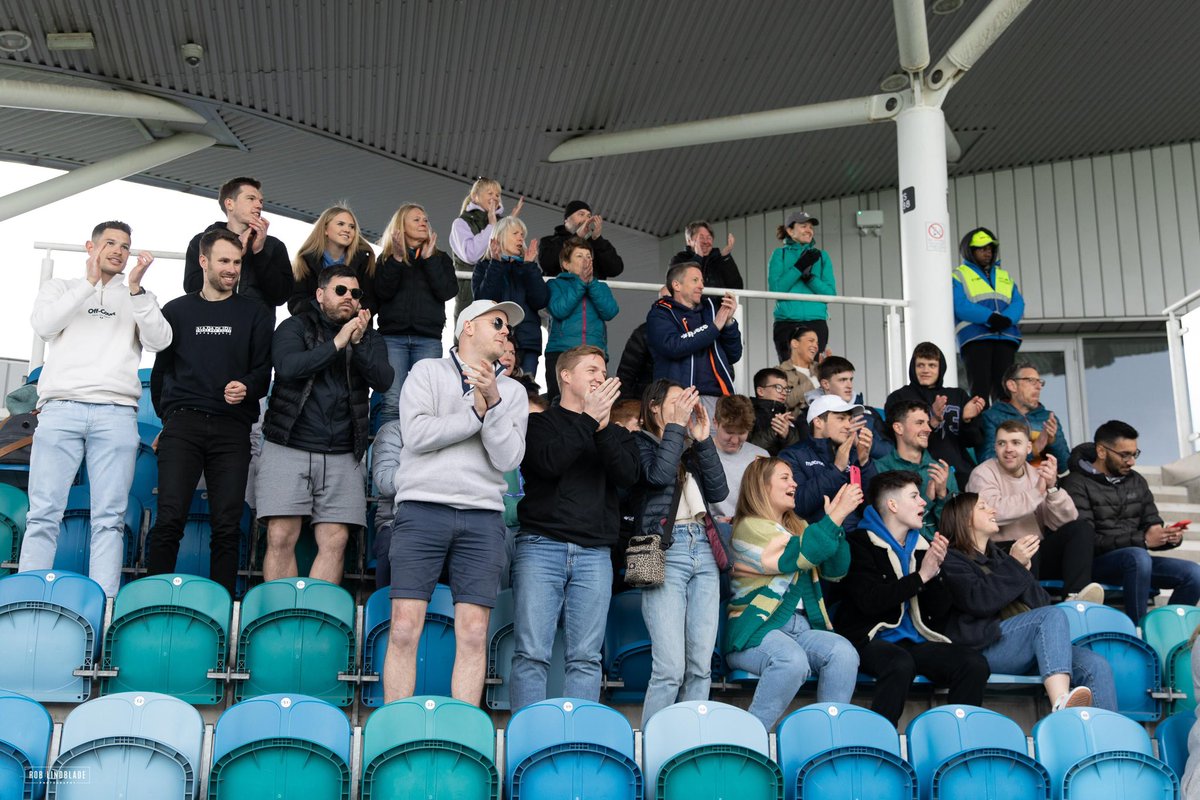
[546,272,619,355]
[373,250,458,339]
[633,424,728,545]
[472,256,549,353]
[768,238,837,322]
[1061,442,1171,554]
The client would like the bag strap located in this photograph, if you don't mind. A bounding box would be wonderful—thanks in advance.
[659,464,689,548]
[0,435,33,460]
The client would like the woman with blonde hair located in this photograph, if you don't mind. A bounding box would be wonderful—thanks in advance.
[472,215,547,377]
[449,177,524,317]
[288,205,377,315]
[372,203,457,426]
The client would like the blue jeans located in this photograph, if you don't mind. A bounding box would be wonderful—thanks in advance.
[981,606,1117,710]
[726,610,859,731]
[19,401,138,597]
[1092,546,1200,621]
[510,533,612,710]
[377,334,442,426]
[641,522,721,726]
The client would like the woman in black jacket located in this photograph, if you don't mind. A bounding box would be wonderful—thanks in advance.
[373,203,457,426]
[939,492,1116,712]
[635,378,728,727]
[289,205,377,315]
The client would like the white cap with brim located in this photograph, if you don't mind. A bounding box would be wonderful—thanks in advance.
[454,299,525,340]
[806,394,864,424]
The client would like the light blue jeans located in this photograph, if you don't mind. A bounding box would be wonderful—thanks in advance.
[726,609,859,731]
[377,334,442,427]
[509,533,612,710]
[19,401,138,596]
[641,522,720,726]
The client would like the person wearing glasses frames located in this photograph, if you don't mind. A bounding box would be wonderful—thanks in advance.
[1062,420,1200,621]
[257,266,394,586]
[980,361,1070,469]
[748,367,800,456]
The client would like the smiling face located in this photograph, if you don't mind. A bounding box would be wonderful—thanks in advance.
[324,211,357,252]
[788,221,815,244]
[560,354,607,406]
[88,227,132,278]
[766,462,798,517]
[995,428,1033,475]
[893,408,932,452]
[200,238,243,294]
[914,357,941,388]
[790,330,819,365]
[224,183,263,226]
[475,183,501,211]
[651,386,685,433]
[972,497,1000,536]
[815,410,853,444]
[688,225,715,257]
[670,266,705,308]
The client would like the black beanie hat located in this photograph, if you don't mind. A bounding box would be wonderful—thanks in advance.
[564,200,591,219]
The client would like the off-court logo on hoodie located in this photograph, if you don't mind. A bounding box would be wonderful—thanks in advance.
[87,306,116,318]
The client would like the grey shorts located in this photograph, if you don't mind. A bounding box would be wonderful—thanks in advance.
[255,440,366,526]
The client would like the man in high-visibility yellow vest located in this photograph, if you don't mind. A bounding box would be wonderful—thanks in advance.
[952,227,1024,402]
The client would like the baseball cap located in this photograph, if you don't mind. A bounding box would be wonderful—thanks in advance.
[454,299,525,340]
[806,394,864,424]
[785,210,819,228]
[969,230,998,248]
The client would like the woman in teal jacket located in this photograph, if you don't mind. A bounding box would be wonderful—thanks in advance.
[768,210,836,361]
[545,237,619,399]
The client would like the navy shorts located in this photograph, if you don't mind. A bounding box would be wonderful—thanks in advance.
[389,500,506,607]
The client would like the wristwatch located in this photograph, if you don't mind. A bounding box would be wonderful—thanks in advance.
[1047,486,1060,494]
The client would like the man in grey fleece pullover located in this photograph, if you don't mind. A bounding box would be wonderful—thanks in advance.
[384,299,529,706]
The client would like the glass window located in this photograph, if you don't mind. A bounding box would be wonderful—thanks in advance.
[1082,337,1177,465]
[1021,351,1072,445]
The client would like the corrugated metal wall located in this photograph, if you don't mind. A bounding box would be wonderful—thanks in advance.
[659,141,1200,406]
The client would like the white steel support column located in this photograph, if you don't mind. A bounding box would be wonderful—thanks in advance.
[896,103,958,386]
[0,132,214,222]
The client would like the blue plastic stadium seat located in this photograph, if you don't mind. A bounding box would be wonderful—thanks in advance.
[486,587,568,710]
[1154,710,1194,782]
[906,704,1049,800]
[52,486,143,575]
[209,694,351,800]
[362,584,457,706]
[0,570,105,702]
[361,695,498,800]
[0,483,28,576]
[144,491,251,590]
[1142,605,1200,714]
[136,368,161,429]
[50,691,203,799]
[0,690,52,800]
[776,703,916,800]
[1057,600,1162,721]
[643,700,782,800]
[506,698,641,800]
[1033,707,1177,800]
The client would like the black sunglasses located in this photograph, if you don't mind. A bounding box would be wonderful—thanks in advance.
[332,285,363,299]
[484,317,509,331]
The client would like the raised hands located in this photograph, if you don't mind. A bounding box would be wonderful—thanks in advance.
[720,232,735,257]
[240,215,269,254]
[823,481,864,527]
[127,251,154,293]
[1010,533,1041,569]
[1035,455,1059,494]
[85,249,102,286]
[421,230,438,260]
[661,387,695,428]
[713,292,738,329]
[918,533,950,582]
[510,196,525,218]
[335,310,370,349]
[854,421,874,465]
[930,394,948,424]
[464,359,501,417]
[583,377,622,428]
[926,459,951,500]
[963,395,986,421]
[524,236,539,264]
[688,394,711,441]
[769,413,792,438]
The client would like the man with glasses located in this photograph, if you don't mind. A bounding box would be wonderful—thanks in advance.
[1062,420,1200,620]
[749,367,800,456]
[257,266,393,584]
[980,361,1069,469]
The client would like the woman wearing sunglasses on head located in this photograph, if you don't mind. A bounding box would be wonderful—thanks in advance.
[289,205,378,316]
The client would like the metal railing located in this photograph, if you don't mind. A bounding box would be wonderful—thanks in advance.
[1164,287,1200,459]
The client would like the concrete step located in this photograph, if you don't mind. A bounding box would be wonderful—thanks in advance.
[1153,485,1190,501]
[1156,502,1200,525]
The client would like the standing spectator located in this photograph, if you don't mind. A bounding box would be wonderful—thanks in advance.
[1062,420,1200,621]
[646,262,742,416]
[709,395,768,523]
[145,229,273,596]
[510,346,640,709]
[769,211,836,360]
[370,419,402,590]
[449,177,524,318]
[383,300,529,705]
[499,336,540,395]
[545,237,619,400]
[184,177,292,314]
[778,325,819,418]
[20,221,172,597]
[537,200,625,279]
[373,203,457,426]
[472,216,548,378]
[875,399,957,539]
[725,458,861,731]
[635,379,729,725]
[669,220,743,289]
[968,420,1101,600]
[616,286,670,402]
[813,356,893,459]
[980,362,1068,467]
[257,266,394,585]
[953,227,1024,401]
[885,342,986,484]
[748,368,800,457]
[288,205,377,315]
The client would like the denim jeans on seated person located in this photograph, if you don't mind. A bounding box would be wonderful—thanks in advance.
[509,532,613,711]
[1091,546,1200,622]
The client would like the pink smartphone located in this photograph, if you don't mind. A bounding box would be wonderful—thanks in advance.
[849,465,862,488]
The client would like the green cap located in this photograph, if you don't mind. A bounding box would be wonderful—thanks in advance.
[969,230,998,248]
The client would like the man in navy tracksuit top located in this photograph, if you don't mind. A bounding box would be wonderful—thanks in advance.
[645,261,742,414]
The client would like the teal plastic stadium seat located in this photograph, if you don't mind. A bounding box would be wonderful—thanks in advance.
[1154,710,1194,782]
[1142,605,1200,713]
[361,695,498,800]
[50,691,203,800]
[0,689,52,800]
[101,574,232,703]
[234,578,356,705]
[0,483,28,576]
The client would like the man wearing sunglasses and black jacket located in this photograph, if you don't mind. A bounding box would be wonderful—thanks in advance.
[257,265,393,586]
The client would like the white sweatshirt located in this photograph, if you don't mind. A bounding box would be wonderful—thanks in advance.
[31,274,173,408]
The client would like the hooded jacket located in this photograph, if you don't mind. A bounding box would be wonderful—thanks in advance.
[884,344,984,480]
[471,256,550,353]
[538,224,625,280]
[645,296,742,397]
[980,400,1070,468]
[872,448,960,540]
[373,249,459,339]
[952,227,1024,349]
[669,247,744,290]
[184,221,293,309]
[545,272,619,355]
[287,249,378,317]
[768,238,837,322]
[1061,442,1171,554]
[778,435,878,531]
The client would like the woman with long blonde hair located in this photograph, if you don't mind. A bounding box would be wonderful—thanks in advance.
[288,205,377,315]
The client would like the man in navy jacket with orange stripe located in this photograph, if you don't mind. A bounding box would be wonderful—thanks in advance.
[645,261,742,412]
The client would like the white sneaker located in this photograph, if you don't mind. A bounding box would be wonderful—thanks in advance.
[1053,686,1093,712]
[1066,583,1105,605]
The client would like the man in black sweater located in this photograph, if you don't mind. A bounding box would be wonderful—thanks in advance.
[509,345,641,709]
[537,200,625,279]
[146,229,274,595]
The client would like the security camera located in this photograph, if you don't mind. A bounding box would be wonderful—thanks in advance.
[180,42,203,67]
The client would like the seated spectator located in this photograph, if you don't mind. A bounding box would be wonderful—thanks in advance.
[545,237,619,400]
[939,493,1116,712]
[537,200,625,279]
[769,211,836,359]
[885,341,985,484]
[749,368,800,456]
[450,177,523,318]
[646,262,742,416]
[1062,420,1200,621]
[725,458,861,731]
[288,205,377,316]
[472,216,548,377]
[953,228,1023,401]
[967,420,1101,600]
[778,325,819,417]
[812,356,893,459]
[875,400,956,539]
[669,220,743,289]
[836,471,989,726]
[611,398,642,432]
[710,396,769,523]
[371,420,403,589]
[980,361,1068,467]
[779,395,877,531]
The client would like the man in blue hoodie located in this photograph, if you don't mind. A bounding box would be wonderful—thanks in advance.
[953,227,1024,402]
